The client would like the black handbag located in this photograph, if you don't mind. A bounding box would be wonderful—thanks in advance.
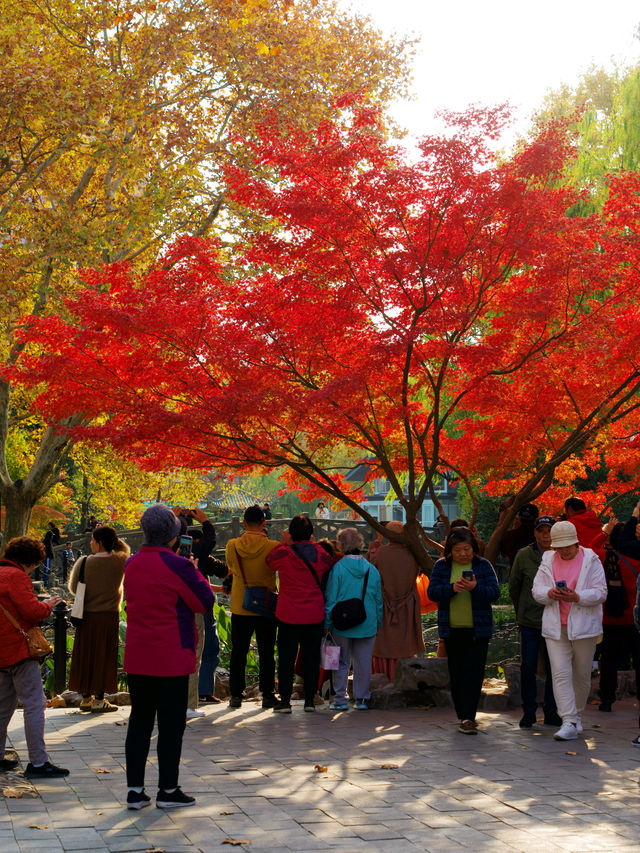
[331,569,370,631]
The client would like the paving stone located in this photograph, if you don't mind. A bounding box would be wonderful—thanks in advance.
[5,698,640,851]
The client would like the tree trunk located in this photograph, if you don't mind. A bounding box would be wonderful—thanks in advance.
[1,482,36,543]
[403,515,436,576]
[0,420,77,544]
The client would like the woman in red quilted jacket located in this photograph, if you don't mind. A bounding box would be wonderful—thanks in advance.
[0,537,68,778]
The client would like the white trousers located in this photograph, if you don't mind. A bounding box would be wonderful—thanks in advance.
[545,627,597,724]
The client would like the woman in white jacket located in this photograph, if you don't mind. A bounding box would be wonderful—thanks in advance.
[532,520,607,741]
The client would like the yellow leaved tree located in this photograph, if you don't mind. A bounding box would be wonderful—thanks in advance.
[0,0,413,540]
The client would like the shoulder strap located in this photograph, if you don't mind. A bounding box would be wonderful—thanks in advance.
[232,545,248,585]
[0,601,29,640]
[615,551,639,579]
[361,568,370,600]
[78,556,88,583]
[292,544,322,590]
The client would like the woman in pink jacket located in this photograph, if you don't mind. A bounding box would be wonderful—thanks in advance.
[0,537,67,778]
[266,515,334,713]
[123,504,215,811]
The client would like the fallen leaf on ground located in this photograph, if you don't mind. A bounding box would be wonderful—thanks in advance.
[520,746,528,750]
[50,695,66,708]
[220,810,235,815]
[314,764,328,773]
[565,751,578,756]
[114,721,127,726]
[222,839,251,846]
[593,724,601,728]
[94,768,113,774]
[2,787,24,798]
[28,824,49,829]
[379,763,399,769]
[96,812,104,815]
[145,848,165,852]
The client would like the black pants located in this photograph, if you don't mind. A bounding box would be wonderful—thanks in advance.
[444,628,489,722]
[277,621,324,704]
[125,674,188,790]
[229,614,277,699]
[600,624,640,712]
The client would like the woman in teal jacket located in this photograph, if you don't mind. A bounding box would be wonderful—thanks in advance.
[324,528,383,710]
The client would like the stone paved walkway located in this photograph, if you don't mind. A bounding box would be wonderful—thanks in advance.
[2,696,640,852]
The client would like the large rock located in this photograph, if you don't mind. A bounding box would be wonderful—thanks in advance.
[425,687,454,708]
[370,672,391,690]
[60,690,82,707]
[105,691,131,706]
[393,657,450,692]
[214,671,230,699]
[480,684,517,711]
[369,685,409,710]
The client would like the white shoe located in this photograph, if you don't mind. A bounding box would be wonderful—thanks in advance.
[186,708,205,719]
[576,718,583,734]
[553,721,579,741]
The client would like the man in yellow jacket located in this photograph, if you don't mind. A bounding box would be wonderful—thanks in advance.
[225,505,279,708]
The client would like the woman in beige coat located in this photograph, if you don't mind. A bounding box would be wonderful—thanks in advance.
[370,522,425,682]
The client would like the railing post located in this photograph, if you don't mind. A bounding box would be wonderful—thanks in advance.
[53,601,69,696]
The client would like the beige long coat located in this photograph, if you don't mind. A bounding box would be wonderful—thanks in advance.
[371,543,426,659]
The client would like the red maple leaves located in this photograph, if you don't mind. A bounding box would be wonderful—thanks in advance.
[11,104,640,565]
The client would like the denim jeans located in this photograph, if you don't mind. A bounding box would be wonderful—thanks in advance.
[198,608,221,696]
[520,625,557,716]
[42,558,51,588]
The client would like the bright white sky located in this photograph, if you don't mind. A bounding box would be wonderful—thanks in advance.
[341,0,640,146]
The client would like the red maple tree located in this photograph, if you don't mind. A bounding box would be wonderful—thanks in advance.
[13,104,640,568]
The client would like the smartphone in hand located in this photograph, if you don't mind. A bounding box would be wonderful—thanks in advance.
[462,570,474,580]
[555,580,568,590]
[178,535,193,558]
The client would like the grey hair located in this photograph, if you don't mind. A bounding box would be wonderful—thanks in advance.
[337,527,364,554]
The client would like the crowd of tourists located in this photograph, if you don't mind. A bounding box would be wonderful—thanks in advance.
[0,495,639,811]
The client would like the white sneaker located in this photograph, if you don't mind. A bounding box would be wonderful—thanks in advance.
[553,721,579,740]
[576,718,583,734]
[186,708,205,719]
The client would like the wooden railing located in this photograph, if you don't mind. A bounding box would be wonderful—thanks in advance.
[51,516,420,571]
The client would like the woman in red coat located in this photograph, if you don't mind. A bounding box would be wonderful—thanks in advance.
[0,537,68,777]
[590,519,640,728]
[266,515,334,712]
